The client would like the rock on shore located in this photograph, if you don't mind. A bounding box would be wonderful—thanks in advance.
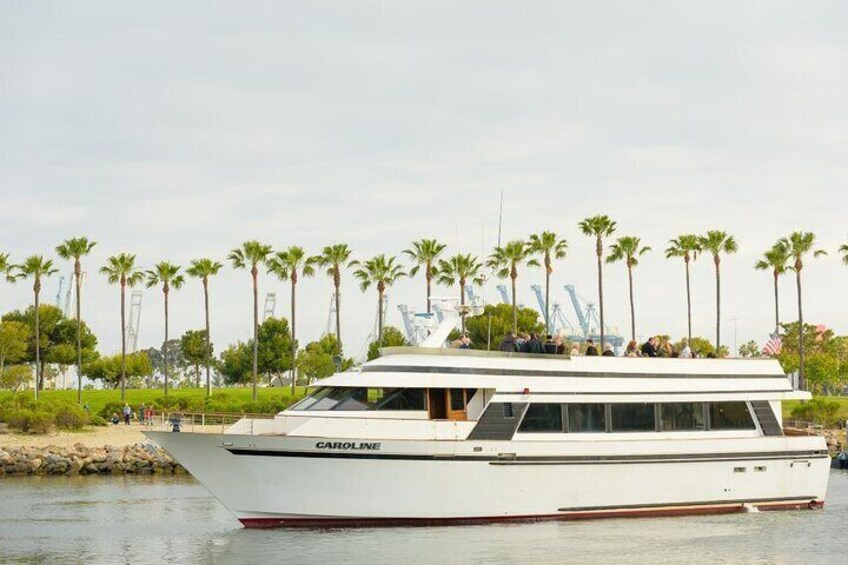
[0,443,187,477]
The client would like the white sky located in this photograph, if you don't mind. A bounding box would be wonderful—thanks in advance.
[1,1,847,361]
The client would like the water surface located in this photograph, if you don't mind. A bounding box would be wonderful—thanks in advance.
[2,471,846,564]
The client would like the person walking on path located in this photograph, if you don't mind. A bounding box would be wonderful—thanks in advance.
[122,403,131,426]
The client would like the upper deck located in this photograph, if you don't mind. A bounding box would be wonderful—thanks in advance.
[317,347,805,401]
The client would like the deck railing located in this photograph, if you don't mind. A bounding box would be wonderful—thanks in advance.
[141,411,275,434]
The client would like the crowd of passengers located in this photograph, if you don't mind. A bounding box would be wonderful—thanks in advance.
[485,332,712,358]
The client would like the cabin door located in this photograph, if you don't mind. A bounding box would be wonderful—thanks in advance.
[428,389,447,420]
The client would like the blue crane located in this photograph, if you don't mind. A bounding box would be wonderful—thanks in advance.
[563,284,624,348]
[496,284,510,305]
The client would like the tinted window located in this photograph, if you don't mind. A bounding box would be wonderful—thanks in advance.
[567,403,606,433]
[519,404,563,433]
[374,389,426,411]
[710,402,755,430]
[660,403,706,431]
[611,403,655,432]
[450,389,465,410]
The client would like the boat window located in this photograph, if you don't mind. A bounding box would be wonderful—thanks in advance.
[518,403,563,433]
[660,403,706,431]
[566,403,606,433]
[611,403,656,432]
[709,402,755,430]
[288,387,357,411]
[372,388,426,411]
[329,388,369,411]
[450,389,465,411]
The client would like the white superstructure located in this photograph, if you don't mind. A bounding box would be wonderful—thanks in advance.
[147,344,829,528]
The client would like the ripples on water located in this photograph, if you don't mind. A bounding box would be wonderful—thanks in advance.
[1,471,846,564]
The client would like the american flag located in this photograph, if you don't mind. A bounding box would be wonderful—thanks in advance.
[763,333,782,356]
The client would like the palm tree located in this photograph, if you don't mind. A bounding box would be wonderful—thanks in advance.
[268,247,317,394]
[228,241,273,400]
[0,253,11,281]
[606,236,651,341]
[778,232,827,390]
[528,231,568,334]
[100,254,143,401]
[754,242,791,332]
[353,255,406,344]
[436,253,484,333]
[487,240,539,333]
[10,256,58,399]
[665,235,701,342]
[578,216,617,348]
[404,239,447,313]
[55,237,97,404]
[145,262,185,395]
[186,258,223,397]
[314,244,354,351]
[699,231,738,350]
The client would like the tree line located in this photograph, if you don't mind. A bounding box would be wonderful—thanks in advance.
[1,224,846,402]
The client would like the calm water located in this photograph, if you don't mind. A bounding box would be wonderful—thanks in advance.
[1,471,847,565]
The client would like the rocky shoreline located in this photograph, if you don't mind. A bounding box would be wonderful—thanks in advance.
[0,443,187,477]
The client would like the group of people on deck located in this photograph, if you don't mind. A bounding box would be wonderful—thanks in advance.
[493,333,710,358]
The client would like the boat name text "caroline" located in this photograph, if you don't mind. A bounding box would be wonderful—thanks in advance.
[315,441,381,450]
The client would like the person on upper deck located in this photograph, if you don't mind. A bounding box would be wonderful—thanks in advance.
[624,340,639,357]
[524,332,544,354]
[679,338,692,358]
[499,332,519,352]
[602,343,615,356]
[641,337,658,357]
[553,335,566,354]
[543,334,557,354]
[585,339,599,356]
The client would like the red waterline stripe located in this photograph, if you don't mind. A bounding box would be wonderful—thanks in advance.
[238,500,824,529]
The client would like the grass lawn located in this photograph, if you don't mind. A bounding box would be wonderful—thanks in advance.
[1,387,309,417]
[782,396,848,425]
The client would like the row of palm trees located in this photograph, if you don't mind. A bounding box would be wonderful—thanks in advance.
[1,225,846,401]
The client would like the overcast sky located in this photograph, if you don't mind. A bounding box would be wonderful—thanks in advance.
[1,1,847,363]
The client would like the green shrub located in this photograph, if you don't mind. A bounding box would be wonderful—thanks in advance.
[89,415,108,427]
[54,404,89,430]
[791,398,842,427]
[6,408,54,434]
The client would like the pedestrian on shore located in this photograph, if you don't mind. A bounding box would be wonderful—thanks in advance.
[111,412,120,425]
[122,403,131,426]
[139,403,146,425]
[585,339,599,356]
[145,406,155,427]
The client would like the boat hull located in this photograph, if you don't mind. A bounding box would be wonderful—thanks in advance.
[144,431,829,528]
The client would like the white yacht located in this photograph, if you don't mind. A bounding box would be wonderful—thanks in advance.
[147,318,829,528]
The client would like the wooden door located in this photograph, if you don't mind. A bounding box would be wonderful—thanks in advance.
[447,389,468,421]
[428,389,447,420]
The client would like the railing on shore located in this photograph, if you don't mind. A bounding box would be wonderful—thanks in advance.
[143,411,275,434]
[783,420,825,436]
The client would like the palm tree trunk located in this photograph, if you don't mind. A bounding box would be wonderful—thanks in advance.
[34,285,40,401]
[796,269,805,390]
[596,244,605,349]
[773,272,780,332]
[685,258,692,342]
[544,269,551,334]
[203,279,211,397]
[252,271,259,401]
[120,282,127,402]
[377,290,384,344]
[164,289,170,396]
[715,259,721,350]
[75,265,82,405]
[628,264,635,341]
[459,278,466,334]
[334,275,342,352]
[290,280,297,395]
[426,269,432,314]
[510,274,517,334]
